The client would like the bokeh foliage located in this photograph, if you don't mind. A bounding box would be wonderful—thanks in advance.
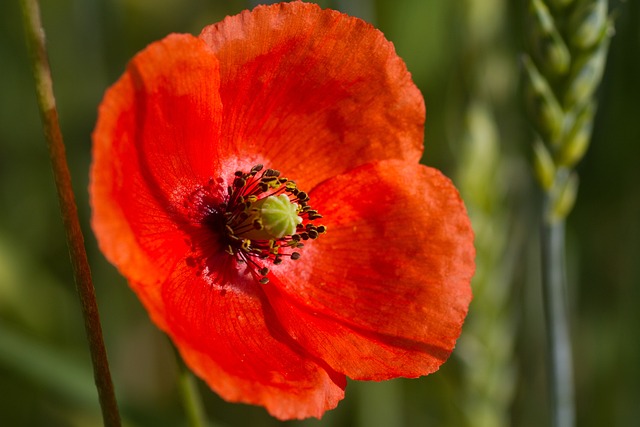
[1,0,638,426]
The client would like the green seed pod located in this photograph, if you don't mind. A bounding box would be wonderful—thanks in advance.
[529,0,571,75]
[569,0,608,50]
[259,194,302,239]
[564,31,610,109]
[522,55,565,144]
[556,101,596,168]
[533,139,556,190]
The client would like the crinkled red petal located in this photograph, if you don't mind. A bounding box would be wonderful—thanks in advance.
[199,2,425,189]
[268,160,475,379]
[162,258,346,420]
[91,34,229,321]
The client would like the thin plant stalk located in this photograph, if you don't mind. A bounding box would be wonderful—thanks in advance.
[173,345,208,427]
[540,207,574,427]
[19,0,121,425]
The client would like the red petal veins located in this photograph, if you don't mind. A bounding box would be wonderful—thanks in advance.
[90,34,225,319]
[162,259,346,420]
[199,2,425,189]
[268,160,475,378]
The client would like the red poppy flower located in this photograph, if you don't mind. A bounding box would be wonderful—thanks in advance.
[90,1,474,420]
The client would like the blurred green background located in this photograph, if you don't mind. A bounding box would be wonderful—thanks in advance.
[1,0,638,426]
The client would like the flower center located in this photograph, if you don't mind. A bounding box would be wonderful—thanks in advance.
[218,164,326,284]
[241,194,303,240]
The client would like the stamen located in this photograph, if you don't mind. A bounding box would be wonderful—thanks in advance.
[213,164,326,284]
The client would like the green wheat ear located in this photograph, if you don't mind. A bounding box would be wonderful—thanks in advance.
[523,0,612,221]
[522,2,614,427]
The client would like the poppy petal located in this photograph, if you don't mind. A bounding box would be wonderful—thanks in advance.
[263,280,450,380]
[268,160,474,379]
[161,258,346,420]
[199,2,425,189]
[90,34,225,316]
